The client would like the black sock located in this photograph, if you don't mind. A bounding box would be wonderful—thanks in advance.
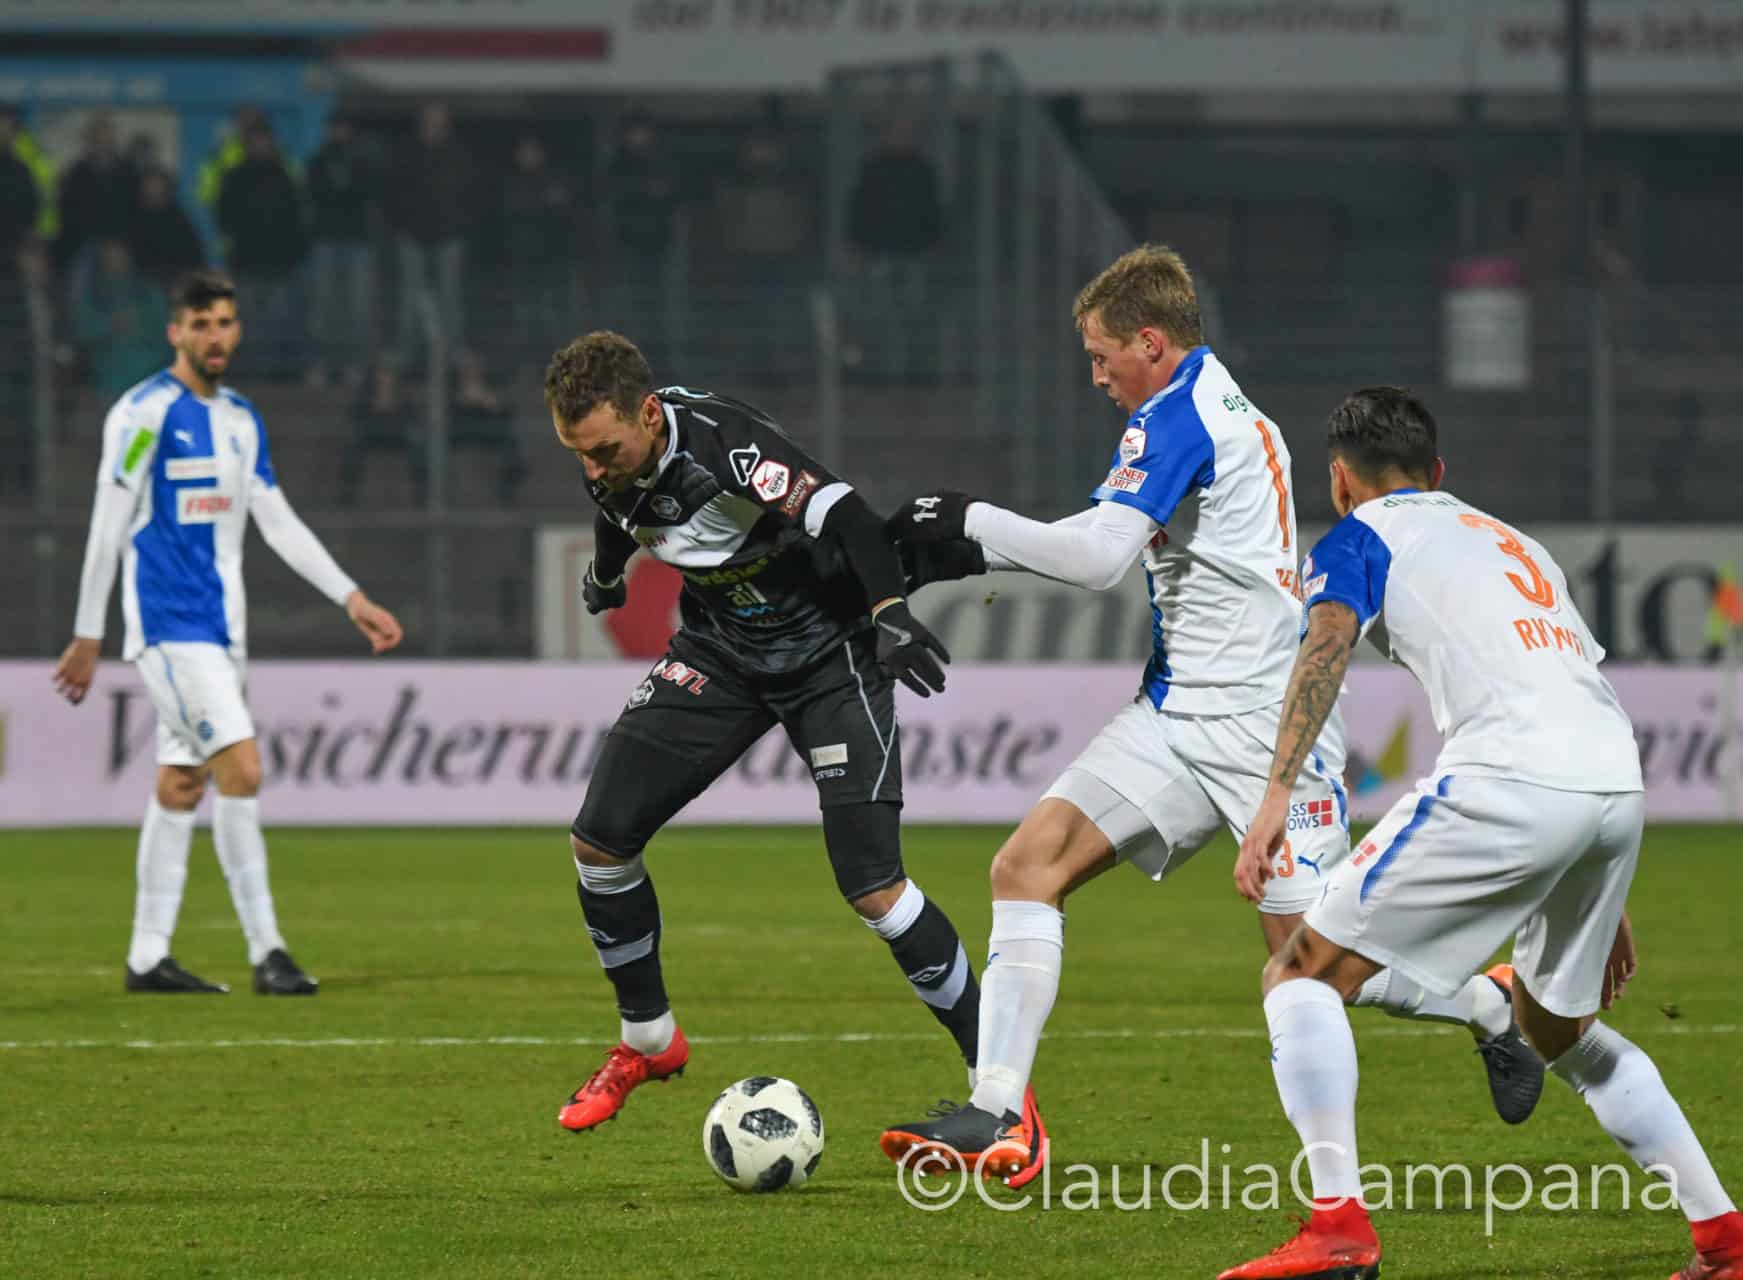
[882,896,980,1069]
[577,876,668,1021]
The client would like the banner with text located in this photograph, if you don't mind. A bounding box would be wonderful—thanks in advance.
[2,660,1738,827]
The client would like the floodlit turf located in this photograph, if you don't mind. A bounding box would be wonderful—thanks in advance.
[0,824,1736,1279]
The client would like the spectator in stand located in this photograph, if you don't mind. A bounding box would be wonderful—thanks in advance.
[0,229,45,497]
[128,167,205,292]
[502,132,577,347]
[847,116,945,380]
[2,104,56,243]
[0,108,40,269]
[218,121,308,379]
[602,114,679,357]
[307,112,382,389]
[389,102,495,407]
[72,239,165,398]
[57,112,139,280]
[197,103,268,212]
[715,129,812,382]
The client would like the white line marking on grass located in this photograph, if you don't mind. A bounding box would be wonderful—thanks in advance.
[1,1025,1735,1052]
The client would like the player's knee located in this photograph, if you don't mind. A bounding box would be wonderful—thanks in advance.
[570,832,626,871]
[1512,979,1586,1063]
[989,838,1058,901]
[849,880,906,921]
[156,768,203,811]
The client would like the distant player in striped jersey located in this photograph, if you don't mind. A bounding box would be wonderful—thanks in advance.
[880,246,1534,1185]
[1221,387,1740,1280]
[52,271,403,996]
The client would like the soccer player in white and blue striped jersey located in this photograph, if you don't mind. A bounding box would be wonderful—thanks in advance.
[52,271,403,996]
[1225,386,1740,1280]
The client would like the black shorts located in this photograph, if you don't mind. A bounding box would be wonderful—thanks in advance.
[572,628,902,871]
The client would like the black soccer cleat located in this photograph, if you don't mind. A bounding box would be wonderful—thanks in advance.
[253,948,319,995]
[1475,965,1544,1125]
[879,1099,1035,1180]
[125,955,229,994]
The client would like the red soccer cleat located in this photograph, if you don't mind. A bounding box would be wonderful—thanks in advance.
[1218,1207,1381,1280]
[1005,1085,1048,1190]
[558,1027,689,1132]
[1674,1211,1743,1279]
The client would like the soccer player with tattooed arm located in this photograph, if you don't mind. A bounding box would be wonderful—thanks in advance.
[1220,386,1738,1280]
[544,331,1034,1150]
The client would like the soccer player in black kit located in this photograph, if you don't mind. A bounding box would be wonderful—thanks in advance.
[548,332,1037,1152]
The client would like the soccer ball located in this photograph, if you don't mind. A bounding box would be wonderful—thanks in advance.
[702,1076,825,1192]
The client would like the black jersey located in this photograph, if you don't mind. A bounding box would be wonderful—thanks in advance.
[590,387,869,677]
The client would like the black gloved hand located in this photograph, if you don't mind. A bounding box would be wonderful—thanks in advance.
[872,599,951,697]
[583,561,627,614]
[888,491,977,544]
[894,537,988,594]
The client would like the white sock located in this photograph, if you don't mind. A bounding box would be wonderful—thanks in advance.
[1353,969,1512,1039]
[126,800,197,973]
[1266,978,1363,1204]
[622,1010,676,1056]
[968,900,1063,1119]
[212,795,287,966]
[1550,1021,1737,1223]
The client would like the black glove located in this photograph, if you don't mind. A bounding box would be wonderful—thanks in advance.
[889,491,977,544]
[895,537,987,594]
[583,561,627,614]
[873,599,950,697]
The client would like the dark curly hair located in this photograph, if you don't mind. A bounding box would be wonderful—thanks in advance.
[544,331,653,424]
[1326,386,1439,484]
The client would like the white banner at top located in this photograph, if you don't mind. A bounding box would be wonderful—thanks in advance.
[4,0,1743,93]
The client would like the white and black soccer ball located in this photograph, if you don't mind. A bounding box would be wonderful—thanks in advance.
[702,1076,825,1192]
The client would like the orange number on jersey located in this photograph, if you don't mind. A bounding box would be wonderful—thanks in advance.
[1253,420,1290,552]
[1458,512,1557,609]
[1275,838,1295,879]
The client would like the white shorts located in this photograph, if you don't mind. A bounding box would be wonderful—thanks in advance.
[1307,772,1643,1018]
[133,642,255,767]
[1044,698,1350,915]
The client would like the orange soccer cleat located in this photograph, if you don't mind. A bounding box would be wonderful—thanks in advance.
[557,1027,689,1132]
[879,1085,1042,1182]
[1218,1207,1381,1280]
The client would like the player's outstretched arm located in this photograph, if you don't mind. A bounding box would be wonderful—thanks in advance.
[820,491,950,696]
[56,480,137,705]
[890,492,1154,592]
[1235,601,1360,904]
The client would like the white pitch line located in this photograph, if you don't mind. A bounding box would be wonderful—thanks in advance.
[0,1024,1734,1052]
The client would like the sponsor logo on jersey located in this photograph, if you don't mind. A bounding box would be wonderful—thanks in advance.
[1288,798,1336,831]
[177,491,233,524]
[812,766,847,781]
[1304,572,1328,598]
[685,556,770,586]
[781,470,819,518]
[1103,466,1147,494]
[1350,838,1380,867]
[649,494,683,521]
[165,457,219,481]
[1119,427,1146,464]
[651,658,710,695]
[751,459,791,502]
[173,429,195,446]
[809,743,849,768]
[729,444,762,487]
[626,679,655,710]
[119,427,157,477]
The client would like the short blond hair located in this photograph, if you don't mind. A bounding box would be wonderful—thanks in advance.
[1072,244,1202,349]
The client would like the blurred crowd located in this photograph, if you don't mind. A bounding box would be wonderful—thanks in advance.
[1,98,950,502]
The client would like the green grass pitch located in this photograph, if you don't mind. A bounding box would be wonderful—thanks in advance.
[1,824,1736,1278]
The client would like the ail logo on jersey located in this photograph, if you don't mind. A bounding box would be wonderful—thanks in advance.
[781,470,819,518]
[729,444,761,487]
[1288,799,1337,831]
[165,457,219,481]
[751,459,791,503]
[1119,427,1146,464]
[177,491,233,524]
[1103,465,1148,494]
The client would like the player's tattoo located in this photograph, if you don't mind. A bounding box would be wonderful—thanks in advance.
[1271,603,1359,790]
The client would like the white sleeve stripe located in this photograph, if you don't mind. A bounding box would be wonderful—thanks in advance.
[803,481,854,538]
